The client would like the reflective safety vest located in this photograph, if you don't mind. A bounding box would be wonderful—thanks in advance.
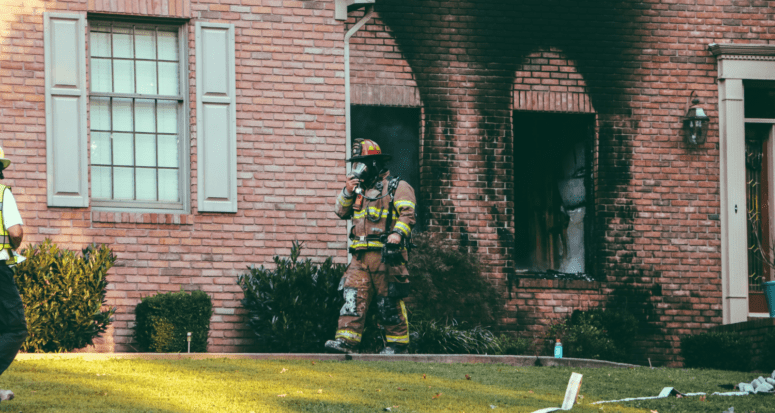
[0,184,17,265]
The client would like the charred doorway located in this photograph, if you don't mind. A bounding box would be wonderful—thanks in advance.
[513,112,595,278]
[351,105,423,228]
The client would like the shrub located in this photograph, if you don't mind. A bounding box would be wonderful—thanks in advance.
[681,331,753,371]
[548,308,638,362]
[133,290,213,353]
[14,240,116,353]
[407,232,500,327]
[238,241,346,353]
[408,313,532,355]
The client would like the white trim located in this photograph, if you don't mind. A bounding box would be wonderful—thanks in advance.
[712,43,775,322]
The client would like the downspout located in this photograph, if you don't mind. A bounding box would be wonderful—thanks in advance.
[345,5,375,167]
[344,5,375,262]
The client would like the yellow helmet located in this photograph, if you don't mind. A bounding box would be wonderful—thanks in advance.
[0,147,11,169]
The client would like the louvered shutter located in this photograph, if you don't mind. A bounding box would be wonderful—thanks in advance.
[196,22,237,213]
[45,13,88,207]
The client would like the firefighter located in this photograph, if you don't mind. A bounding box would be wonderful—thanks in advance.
[324,139,416,355]
[0,147,26,403]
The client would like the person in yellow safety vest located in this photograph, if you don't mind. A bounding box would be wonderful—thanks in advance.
[0,147,26,404]
[325,139,416,355]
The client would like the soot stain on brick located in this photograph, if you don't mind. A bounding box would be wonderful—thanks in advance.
[377,0,645,275]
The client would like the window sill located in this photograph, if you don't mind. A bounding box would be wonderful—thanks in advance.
[91,211,194,225]
[517,278,601,290]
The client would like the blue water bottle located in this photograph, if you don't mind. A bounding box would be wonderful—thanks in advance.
[554,339,563,358]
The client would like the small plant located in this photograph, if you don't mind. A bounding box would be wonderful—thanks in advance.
[407,232,500,327]
[133,290,213,353]
[548,308,638,362]
[238,241,347,353]
[14,240,116,353]
[681,331,753,371]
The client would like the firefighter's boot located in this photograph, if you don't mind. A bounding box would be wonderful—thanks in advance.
[379,344,407,355]
[324,338,358,354]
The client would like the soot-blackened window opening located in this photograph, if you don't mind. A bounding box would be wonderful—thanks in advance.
[513,112,594,278]
[351,106,423,229]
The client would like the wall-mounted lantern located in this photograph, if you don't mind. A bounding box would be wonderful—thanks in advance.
[684,97,710,145]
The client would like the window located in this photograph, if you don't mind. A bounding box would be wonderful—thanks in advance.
[513,112,594,277]
[88,20,187,210]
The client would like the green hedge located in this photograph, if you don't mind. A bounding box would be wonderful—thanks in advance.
[14,240,116,353]
[133,290,213,353]
[681,331,753,371]
[238,241,346,353]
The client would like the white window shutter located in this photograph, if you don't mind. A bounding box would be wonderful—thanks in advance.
[44,13,88,208]
[196,22,237,213]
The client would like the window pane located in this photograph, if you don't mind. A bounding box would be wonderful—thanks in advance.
[745,87,775,119]
[92,166,112,199]
[91,131,111,165]
[112,98,133,132]
[112,133,134,166]
[136,134,156,167]
[90,97,111,130]
[90,58,112,93]
[136,61,157,95]
[112,27,133,59]
[135,28,156,60]
[90,32,111,57]
[158,135,178,168]
[158,62,179,96]
[113,60,135,94]
[134,99,155,133]
[136,168,157,201]
[159,169,179,202]
[157,30,178,61]
[157,101,177,134]
[113,167,134,199]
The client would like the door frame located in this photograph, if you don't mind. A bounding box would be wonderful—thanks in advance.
[711,43,775,323]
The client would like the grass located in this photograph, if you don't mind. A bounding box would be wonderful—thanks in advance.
[0,357,771,412]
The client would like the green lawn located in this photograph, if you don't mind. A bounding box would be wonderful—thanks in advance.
[0,357,771,412]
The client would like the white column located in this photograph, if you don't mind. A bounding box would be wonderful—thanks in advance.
[719,78,749,324]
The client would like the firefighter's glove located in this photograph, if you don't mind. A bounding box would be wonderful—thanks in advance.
[380,236,405,266]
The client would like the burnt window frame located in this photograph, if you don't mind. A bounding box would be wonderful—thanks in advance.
[512,111,597,281]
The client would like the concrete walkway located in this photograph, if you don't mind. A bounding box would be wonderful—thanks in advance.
[16,353,639,369]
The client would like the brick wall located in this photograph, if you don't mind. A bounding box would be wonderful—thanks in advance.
[711,318,775,370]
[0,0,767,365]
[0,0,347,352]
[345,0,736,366]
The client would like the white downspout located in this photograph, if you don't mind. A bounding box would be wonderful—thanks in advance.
[344,5,375,262]
[345,5,375,166]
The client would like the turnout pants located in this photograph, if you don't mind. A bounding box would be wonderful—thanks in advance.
[0,264,26,376]
[335,251,410,347]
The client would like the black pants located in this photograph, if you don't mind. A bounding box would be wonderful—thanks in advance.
[0,264,26,376]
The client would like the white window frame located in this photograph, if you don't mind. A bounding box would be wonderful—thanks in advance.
[87,17,190,213]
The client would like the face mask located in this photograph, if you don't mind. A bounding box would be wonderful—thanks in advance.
[352,162,369,181]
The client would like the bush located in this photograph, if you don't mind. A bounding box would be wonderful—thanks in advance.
[133,290,213,353]
[14,240,116,353]
[548,308,638,362]
[681,331,753,371]
[408,313,532,355]
[407,232,500,327]
[238,241,346,353]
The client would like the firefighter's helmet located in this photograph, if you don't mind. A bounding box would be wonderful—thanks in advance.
[347,139,392,163]
[0,147,11,169]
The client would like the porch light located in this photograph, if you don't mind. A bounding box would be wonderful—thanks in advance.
[684,98,710,145]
